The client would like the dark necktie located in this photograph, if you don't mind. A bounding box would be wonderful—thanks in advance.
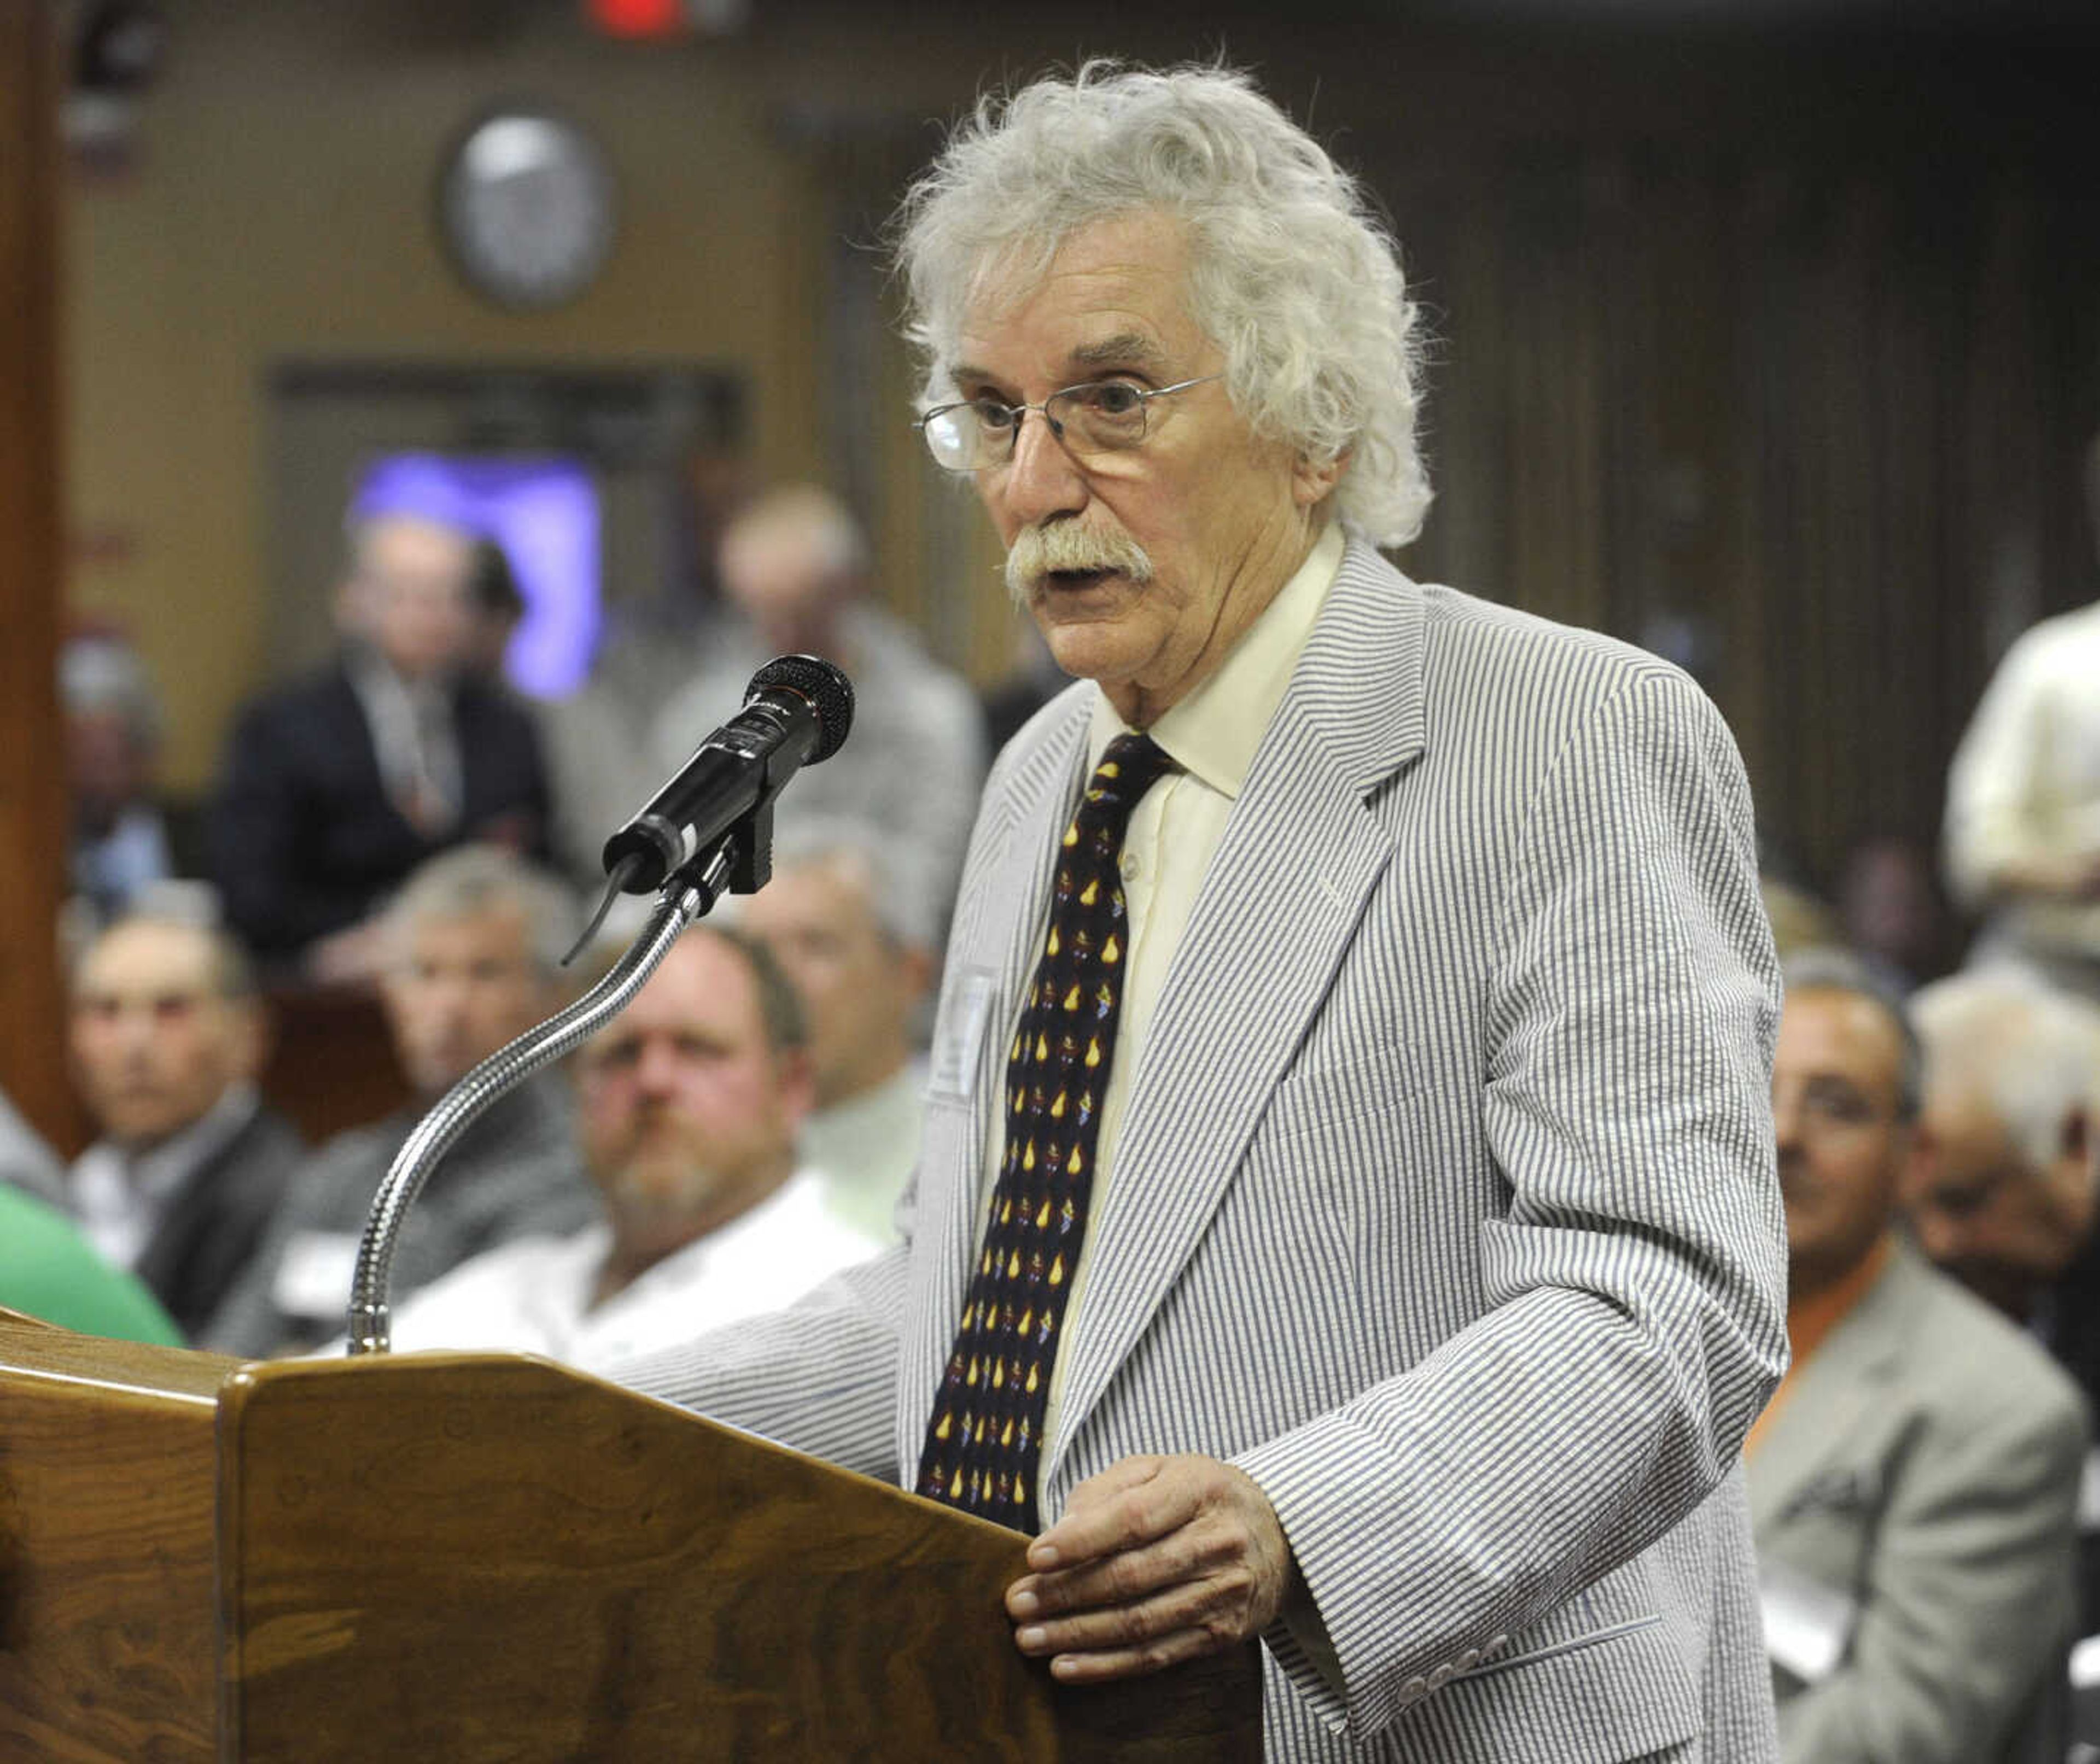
[916,731,1175,1533]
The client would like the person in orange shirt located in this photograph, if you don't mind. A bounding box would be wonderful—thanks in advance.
[1749,948,2086,1763]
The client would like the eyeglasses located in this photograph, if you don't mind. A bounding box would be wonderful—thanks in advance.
[915,374,1222,473]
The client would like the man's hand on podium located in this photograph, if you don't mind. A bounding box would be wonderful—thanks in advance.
[1003,1453,1296,1683]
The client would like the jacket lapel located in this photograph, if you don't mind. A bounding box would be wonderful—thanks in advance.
[1043,540,1428,1488]
[1747,1247,1917,1534]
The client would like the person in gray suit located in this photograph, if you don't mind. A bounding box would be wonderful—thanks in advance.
[616,62,1787,1759]
[1750,950,2086,1762]
[205,845,596,1357]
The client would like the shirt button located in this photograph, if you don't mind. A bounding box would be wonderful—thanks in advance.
[1119,853,1141,883]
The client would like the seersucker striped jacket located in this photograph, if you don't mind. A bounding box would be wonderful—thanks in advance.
[617,536,1790,1762]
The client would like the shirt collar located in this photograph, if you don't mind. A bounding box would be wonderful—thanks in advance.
[108,1080,261,1205]
[1088,520,1345,798]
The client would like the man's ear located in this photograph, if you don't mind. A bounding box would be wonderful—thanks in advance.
[1292,447,1348,511]
[898,942,936,1009]
[776,1047,819,1128]
[1895,1117,1938,1200]
[2047,1104,2097,1245]
[228,998,271,1086]
[1894,1117,1940,1213]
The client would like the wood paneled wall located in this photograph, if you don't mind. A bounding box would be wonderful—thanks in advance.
[1386,134,2099,890]
[0,0,74,1149]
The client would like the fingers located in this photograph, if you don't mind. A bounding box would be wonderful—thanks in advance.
[1011,1505,1231,1619]
[1012,1556,1272,1676]
[1026,1454,1180,1571]
[1026,1620,1229,1684]
[1003,1454,1297,1684]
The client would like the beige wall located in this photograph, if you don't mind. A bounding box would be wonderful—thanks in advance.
[66,1,834,791]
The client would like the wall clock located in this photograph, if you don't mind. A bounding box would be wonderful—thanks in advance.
[438,107,617,311]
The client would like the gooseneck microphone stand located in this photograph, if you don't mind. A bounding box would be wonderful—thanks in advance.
[344,651,854,1357]
[344,840,738,1355]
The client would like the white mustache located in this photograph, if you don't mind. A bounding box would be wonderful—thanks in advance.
[1002,523,1155,604]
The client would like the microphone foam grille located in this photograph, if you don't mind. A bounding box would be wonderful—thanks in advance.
[748,654,855,763]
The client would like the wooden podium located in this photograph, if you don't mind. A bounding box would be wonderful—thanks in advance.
[0,1314,1262,1761]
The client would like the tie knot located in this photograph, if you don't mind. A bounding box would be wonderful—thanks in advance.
[1078,733,1174,836]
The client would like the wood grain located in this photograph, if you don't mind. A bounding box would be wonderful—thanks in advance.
[0,1320,232,1764]
[219,1352,1261,1762]
[0,1323,1259,1762]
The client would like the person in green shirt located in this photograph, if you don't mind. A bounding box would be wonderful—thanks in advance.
[0,1183,184,1346]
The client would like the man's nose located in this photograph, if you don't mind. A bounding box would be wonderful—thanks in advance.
[632,1037,686,1094]
[996,409,1089,529]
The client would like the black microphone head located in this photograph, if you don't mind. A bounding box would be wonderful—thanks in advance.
[747,655,854,764]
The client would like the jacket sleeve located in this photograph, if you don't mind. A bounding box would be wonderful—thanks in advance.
[1235,668,1789,1740]
[603,1247,911,1480]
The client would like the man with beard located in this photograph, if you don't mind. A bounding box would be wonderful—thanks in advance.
[368,925,883,1366]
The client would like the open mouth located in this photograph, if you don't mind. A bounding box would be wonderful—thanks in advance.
[1044,567,1115,591]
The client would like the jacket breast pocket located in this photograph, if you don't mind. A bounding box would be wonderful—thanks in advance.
[1261,1041,1427,1145]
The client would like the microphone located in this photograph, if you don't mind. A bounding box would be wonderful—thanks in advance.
[600,655,854,894]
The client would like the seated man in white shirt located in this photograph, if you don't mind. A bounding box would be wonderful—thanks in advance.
[733,819,934,1244]
[377,923,884,1368]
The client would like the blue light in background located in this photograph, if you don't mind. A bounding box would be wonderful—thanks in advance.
[351,452,601,700]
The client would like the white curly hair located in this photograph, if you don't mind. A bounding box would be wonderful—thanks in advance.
[893,61,1432,549]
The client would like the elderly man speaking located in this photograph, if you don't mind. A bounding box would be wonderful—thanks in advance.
[619,62,1786,1761]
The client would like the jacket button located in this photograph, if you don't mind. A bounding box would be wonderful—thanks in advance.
[1428,1663,1454,1690]
[1486,1633,1510,1656]
[1401,1676,1428,1701]
[1456,1648,1480,1672]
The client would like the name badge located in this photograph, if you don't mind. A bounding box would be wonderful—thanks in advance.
[928,967,999,1103]
[1759,1557,1857,1685]
[272,1230,363,1322]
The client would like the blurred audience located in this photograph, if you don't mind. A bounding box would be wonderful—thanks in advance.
[210,510,553,981]
[734,820,934,1243]
[539,452,756,872]
[62,630,183,924]
[464,535,527,683]
[375,925,880,1365]
[62,910,305,1340]
[1835,832,1959,994]
[1762,874,1841,963]
[1904,968,2100,1404]
[205,846,594,1357]
[0,1184,184,1346]
[545,484,984,926]
[1751,950,2085,1762]
[1941,438,2100,1004]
